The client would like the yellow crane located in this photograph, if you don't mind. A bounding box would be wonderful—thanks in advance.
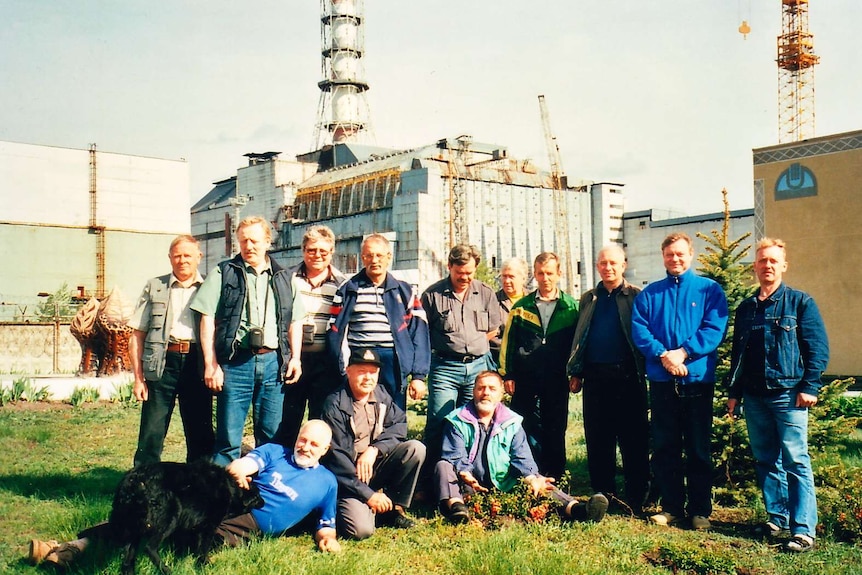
[538,95,574,292]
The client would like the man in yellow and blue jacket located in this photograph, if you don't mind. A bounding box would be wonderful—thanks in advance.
[499,252,579,478]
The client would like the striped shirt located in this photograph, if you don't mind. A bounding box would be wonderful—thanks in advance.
[347,284,395,348]
[293,266,342,353]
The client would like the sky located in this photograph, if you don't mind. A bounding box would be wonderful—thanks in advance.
[2,0,860,216]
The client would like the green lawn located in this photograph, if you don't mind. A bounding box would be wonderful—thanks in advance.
[2,399,861,575]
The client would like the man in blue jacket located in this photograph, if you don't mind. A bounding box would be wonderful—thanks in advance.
[327,233,430,410]
[726,238,828,553]
[436,370,608,524]
[631,232,728,530]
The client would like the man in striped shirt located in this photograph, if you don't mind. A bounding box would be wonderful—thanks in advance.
[327,234,430,410]
[278,225,346,448]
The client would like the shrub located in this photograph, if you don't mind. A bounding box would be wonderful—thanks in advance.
[816,462,862,543]
[69,385,101,407]
[466,472,575,528]
[110,380,136,407]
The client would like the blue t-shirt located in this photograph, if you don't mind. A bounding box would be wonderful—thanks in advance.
[246,443,338,534]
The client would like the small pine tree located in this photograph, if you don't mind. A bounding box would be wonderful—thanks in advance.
[474,260,498,288]
[36,282,79,321]
[696,189,754,379]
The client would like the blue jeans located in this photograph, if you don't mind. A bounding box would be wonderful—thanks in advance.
[744,390,817,537]
[424,353,494,464]
[649,380,714,518]
[213,350,283,466]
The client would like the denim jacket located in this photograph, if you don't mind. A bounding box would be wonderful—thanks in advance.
[726,283,829,398]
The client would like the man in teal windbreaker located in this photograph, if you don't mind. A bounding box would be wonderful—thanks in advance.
[435,370,607,524]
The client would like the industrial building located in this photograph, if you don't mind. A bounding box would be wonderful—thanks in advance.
[0,140,190,319]
[623,207,755,286]
[191,139,621,293]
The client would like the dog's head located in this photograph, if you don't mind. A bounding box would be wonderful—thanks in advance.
[228,482,264,518]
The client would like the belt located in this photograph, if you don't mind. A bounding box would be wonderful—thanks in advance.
[167,341,196,354]
[433,350,482,363]
[251,347,276,355]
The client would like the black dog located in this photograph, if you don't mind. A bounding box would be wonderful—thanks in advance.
[108,460,264,575]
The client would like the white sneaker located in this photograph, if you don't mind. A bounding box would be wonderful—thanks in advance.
[649,511,678,526]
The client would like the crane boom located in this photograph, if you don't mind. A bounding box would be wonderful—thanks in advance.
[538,95,574,292]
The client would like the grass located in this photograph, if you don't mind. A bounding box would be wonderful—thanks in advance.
[1,399,862,574]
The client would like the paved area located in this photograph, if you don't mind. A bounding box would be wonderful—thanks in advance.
[0,373,132,401]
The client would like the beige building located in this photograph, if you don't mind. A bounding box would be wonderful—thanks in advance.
[753,129,862,377]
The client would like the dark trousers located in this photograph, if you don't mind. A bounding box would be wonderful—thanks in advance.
[278,350,344,448]
[582,363,650,509]
[649,380,715,518]
[134,350,214,467]
[510,375,570,479]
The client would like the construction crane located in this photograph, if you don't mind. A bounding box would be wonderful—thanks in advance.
[538,95,574,292]
[777,0,819,142]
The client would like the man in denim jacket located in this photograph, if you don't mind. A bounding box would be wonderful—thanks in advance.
[726,238,829,553]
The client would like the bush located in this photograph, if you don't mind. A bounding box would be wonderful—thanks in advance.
[110,380,136,407]
[69,385,101,407]
[816,463,862,543]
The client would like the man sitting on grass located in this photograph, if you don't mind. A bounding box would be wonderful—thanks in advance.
[435,370,609,524]
[29,420,341,568]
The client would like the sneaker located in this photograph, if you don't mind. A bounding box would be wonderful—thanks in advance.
[585,493,609,522]
[649,511,679,526]
[691,515,711,531]
[378,509,415,529]
[28,539,59,565]
[442,501,471,524]
[753,521,790,541]
[783,534,815,553]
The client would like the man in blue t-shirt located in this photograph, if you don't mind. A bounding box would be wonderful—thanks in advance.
[28,420,340,568]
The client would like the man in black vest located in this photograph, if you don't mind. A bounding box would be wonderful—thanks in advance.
[191,216,302,466]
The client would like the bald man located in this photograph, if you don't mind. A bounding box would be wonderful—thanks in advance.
[29,420,340,568]
[566,245,649,513]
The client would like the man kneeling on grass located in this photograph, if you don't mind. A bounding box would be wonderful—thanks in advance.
[29,420,341,568]
[436,370,609,524]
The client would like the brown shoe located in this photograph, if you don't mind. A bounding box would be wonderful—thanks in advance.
[42,542,82,568]
[28,540,59,565]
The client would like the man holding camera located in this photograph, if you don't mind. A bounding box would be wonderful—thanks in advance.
[192,216,303,466]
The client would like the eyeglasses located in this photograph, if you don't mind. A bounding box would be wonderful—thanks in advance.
[304,248,331,257]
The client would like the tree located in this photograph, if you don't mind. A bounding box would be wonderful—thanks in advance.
[36,282,79,321]
[696,189,754,379]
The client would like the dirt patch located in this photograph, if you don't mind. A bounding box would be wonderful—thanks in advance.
[0,400,117,412]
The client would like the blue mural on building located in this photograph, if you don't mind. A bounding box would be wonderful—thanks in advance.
[775,163,817,200]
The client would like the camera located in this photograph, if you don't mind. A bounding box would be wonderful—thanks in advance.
[248,327,265,350]
[302,324,315,345]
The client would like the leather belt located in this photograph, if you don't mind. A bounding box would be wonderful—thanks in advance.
[434,350,481,363]
[251,347,276,355]
[167,341,195,354]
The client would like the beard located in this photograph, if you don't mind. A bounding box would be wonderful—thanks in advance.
[293,448,318,468]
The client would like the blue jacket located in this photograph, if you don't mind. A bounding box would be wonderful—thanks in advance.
[631,269,728,384]
[326,269,430,381]
[443,402,537,492]
[726,282,829,398]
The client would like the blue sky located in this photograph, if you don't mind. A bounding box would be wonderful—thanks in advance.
[2,0,860,215]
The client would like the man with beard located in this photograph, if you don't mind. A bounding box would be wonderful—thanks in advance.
[435,370,608,524]
[29,420,341,568]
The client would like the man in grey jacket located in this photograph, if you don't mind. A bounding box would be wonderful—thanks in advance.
[567,245,648,512]
[128,234,214,466]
